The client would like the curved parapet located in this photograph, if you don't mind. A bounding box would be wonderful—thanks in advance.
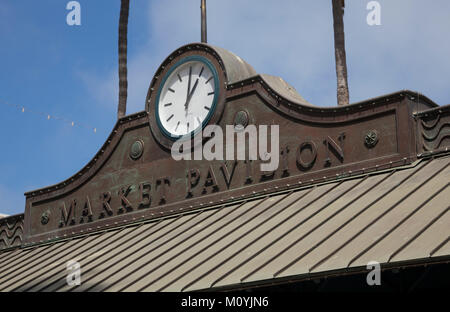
[19,43,443,247]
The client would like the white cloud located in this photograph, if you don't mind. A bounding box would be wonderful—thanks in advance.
[80,0,450,113]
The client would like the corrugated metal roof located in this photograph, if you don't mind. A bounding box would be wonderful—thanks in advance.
[0,155,449,292]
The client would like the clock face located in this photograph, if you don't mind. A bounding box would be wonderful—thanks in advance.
[156,56,218,139]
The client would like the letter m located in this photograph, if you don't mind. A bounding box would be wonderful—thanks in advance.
[60,199,76,227]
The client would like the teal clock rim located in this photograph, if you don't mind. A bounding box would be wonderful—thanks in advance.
[155,55,220,141]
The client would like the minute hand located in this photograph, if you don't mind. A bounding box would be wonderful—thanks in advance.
[184,78,199,109]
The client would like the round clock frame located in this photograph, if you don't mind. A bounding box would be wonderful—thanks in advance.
[146,46,227,151]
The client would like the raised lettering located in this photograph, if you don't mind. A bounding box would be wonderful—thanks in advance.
[203,165,218,193]
[220,161,237,189]
[296,141,317,170]
[100,191,113,218]
[323,133,345,166]
[118,185,133,213]
[156,177,170,204]
[186,169,200,198]
[80,196,93,223]
[139,182,151,209]
[60,199,77,227]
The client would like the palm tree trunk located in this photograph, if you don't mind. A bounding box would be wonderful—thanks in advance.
[118,0,130,119]
[332,0,349,106]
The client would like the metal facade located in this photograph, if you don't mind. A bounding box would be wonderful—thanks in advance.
[0,155,448,291]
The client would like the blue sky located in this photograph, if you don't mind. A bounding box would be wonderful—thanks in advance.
[0,0,449,215]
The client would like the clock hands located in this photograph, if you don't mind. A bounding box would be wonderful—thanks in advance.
[159,60,216,137]
[184,78,199,111]
[186,66,192,104]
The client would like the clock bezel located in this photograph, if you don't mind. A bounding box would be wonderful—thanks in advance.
[155,55,219,140]
[146,46,227,151]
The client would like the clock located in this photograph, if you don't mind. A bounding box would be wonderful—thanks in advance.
[146,45,227,150]
[156,56,219,139]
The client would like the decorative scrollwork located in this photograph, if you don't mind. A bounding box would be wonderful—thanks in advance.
[41,210,50,225]
[130,140,144,160]
[234,110,249,131]
[365,130,379,148]
[0,215,24,250]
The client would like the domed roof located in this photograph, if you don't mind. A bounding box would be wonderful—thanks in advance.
[207,44,313,106]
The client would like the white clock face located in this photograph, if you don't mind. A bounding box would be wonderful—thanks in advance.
[157,59,217,138]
